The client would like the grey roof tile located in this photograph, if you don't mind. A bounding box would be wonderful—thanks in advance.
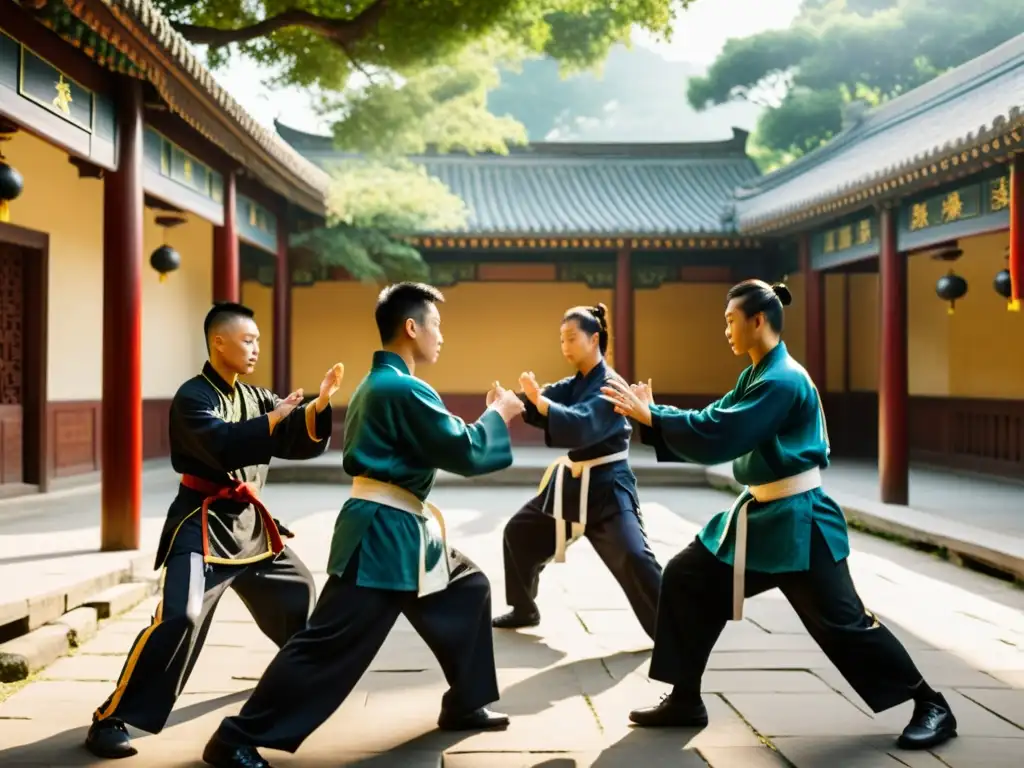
[277,125,761,236]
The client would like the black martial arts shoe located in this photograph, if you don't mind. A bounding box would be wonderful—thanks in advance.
[897,693,957,750]
[628,693,709,728]
[202,734,274,768]
[491,609,540,629]
[84,718,137,759]
[437,707,510,731]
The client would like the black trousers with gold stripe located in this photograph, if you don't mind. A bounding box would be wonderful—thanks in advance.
[650,525,927,714]
[93,547,315,734]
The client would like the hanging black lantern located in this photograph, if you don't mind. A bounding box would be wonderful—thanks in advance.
[150,245,180,282]
[994,268,1012,299]
[936,270,967,314]
[0,158,23,223]
[150,214,186,282]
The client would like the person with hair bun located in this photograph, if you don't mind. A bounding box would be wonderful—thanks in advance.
[601,279,955,751]
[489,302,662,639]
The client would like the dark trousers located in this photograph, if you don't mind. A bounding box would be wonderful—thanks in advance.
[214,549,498,753]
[651,525,925,713]
[94,547,315,734]
[502,496,662,639]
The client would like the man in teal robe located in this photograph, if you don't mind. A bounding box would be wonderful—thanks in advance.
[601,279,956,752]
[203,283,526,768]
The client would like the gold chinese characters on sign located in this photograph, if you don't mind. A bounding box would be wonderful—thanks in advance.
[941,190,963,222]
[820,217,874,255]
[52,74,72,115]
[836,225,852,250]
[856,219,871,245]
[991,177,1010,212]
[910,203,929,231]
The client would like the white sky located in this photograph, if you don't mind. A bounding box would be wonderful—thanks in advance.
[210,0,804,134]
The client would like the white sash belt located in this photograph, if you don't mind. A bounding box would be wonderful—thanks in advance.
[537,449,631,563]
[725,466,822,621]
[349,476,449,598]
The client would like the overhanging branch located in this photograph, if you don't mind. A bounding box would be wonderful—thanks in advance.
[172,0,389,49]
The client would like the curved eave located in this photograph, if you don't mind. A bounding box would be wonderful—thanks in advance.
[69,0,329,215]
[736,111,1024,236]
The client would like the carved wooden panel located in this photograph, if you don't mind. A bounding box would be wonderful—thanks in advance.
[0,404,22,484]
[0,245,23,406]
[52,405,98,475]
[0,245,23,484]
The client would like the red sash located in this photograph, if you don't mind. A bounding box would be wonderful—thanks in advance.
[180,475,285,561]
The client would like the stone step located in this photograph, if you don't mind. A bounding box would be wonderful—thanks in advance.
[0,580,156,682]
[83,582,158,620]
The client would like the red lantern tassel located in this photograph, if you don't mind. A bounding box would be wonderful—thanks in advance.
[0,200,8,223]
[1009,156,1023,311]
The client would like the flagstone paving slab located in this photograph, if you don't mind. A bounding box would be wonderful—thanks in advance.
[1,485,1022,767]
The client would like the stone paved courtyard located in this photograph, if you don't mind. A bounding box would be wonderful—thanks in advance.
[1,484,1022,766]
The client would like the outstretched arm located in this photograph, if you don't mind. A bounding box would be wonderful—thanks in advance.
[603,377,795,465]
[404,384,514,477]
[517,376,574,430]
[269,363,344,460]
[639,390,738,462]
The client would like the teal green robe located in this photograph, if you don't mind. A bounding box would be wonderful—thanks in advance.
[640,342,849,573]
[326,351,514,591]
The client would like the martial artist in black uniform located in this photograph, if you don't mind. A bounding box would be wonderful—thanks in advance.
[84,302,344,759]
[491,304,662,638]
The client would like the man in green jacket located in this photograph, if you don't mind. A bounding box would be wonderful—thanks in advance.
[202,282,525,768]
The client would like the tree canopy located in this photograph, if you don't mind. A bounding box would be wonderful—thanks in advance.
[687,0,1024,168]
[153,0,692,282]
[157,0,684,92]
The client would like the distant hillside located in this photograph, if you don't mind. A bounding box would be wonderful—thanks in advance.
[489,44,762,143]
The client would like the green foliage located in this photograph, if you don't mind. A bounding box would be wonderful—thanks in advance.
[291,158,469,283]
[156,0,685,92]
[689,0,1024,160]
[325,36,529,156]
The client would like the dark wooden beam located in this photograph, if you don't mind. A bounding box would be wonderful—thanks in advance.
[878,205,908,505]
[101,76,144,550]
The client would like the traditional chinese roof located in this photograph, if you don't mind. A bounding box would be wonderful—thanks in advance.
[732,32,1024,234]
[276,122,761,237]
[53,0,330,214]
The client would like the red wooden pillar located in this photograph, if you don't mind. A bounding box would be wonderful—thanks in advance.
[213,170,239,302]
[800,233,826,389]
[1009,154,1023,311]
[613,247,634,382]
[878,205,908,505]
[101,78,144,551]
[272,207,291,395]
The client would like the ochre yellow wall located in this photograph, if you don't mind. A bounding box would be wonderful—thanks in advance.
[824,273,846,392]
[634,282,745,393]
[6,130,218,401]
[908,250,951,395]
[847,273,878,391]
[941,231,1024,399]
[829,230,1023,399]
[283,281,613,403]
[241,282,275,390]
[633,275,824,395]
[5,130,103,400]
[141,213,214,398]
